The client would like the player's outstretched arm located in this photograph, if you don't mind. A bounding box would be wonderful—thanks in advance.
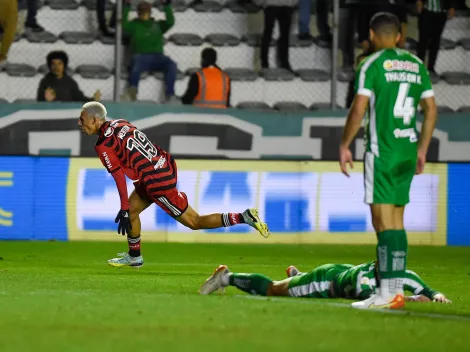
[404,269,451,304]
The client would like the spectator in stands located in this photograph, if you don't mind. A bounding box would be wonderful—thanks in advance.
[36,51,101,102]
[256,0,297,71]
[122,0,178,103]
[97,0,118,38]
[181,48,231,108]
[315,0,332,46]
[24,0,45,32]
[0,0,18,66]
[297,0,313,40]
[417,0,455,76]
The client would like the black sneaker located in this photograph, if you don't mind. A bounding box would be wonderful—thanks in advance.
[25,22,45,32]
[297,33,314,41]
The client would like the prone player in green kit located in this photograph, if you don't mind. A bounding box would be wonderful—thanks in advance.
[199,263,451,304]
[339,12,438,309]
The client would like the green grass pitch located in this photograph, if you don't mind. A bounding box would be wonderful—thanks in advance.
[0,241,469,352]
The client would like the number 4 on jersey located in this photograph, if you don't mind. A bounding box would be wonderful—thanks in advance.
[394,83,415,125]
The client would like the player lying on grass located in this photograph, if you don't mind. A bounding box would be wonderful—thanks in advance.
[200,261,451,304]
[78,102,269,267]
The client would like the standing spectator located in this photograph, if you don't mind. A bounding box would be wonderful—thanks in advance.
[256,0,297,71]
[122,0,177,103]
[417,0,455,75]
[37,51,101,102]
[297,0,313,40]
[315,0,332,46]
[181,48,231,108]
[25,0,45,32]
[0,0,18,66]
[339,0,356,68]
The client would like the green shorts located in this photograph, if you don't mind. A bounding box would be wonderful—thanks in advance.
[287,264,351,298]
[364,151,417,206]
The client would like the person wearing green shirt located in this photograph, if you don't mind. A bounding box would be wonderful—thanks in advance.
[123,0,177,102]
[339,13,438,309]
[199,262,451,304]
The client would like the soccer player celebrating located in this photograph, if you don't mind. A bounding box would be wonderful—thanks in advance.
[199,262,451,304]
[339,12,438,309]
[78,102,269,267]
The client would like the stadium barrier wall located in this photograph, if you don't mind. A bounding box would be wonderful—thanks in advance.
[1,155,469,246]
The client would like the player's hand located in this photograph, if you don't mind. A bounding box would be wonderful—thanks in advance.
[433,293,452,304]
[45,87,56,102]
[416,0,423,14]
[115,210,132,236]
[339,145,353,177]
[448,8,455,19]
[93,89,102,101]
[416,149,426,175]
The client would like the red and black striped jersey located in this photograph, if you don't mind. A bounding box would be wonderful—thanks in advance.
[95,119,177,192]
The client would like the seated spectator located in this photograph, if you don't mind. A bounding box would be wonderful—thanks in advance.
[36,51,101,102]
[181,48,231,108]
[122,0,178,103]
[256,0,297,71]
[0,0,18,66]
[417,0,455,76]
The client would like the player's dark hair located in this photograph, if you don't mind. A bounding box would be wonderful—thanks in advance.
[201,48,217,67]
[369,12,400,36]
[46,50,69,70]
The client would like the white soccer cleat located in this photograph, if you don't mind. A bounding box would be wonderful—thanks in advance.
[107,252,144,267]
[242,208,270,238]
[352,293,405,310]
[200,265,230,295]
[286,265,301,278]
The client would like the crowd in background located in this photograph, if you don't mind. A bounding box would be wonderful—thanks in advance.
[0,0,469,107]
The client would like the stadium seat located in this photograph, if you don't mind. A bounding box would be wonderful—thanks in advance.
[442,72,470,85]
[185,67,200,76]
[60,31,96,44]
[0,98,8,103]
[169,33,203,46]
[154,69,186,80]
[48,0,80,10]
[310,102,336,110]
[37,64,74,76]
[261,68,295,82]
[192,1,224,12]
[236,101,272,111]
[437,105,455,114]
[242,33,274,47]
[5,63,37,77]
[75,65,112,79]
[24,31,58,43]
[274,101,309,112]
[224,1,259,14]
[458,38,470,50]
[13,99,38,103]
[153,0,188,12]
[337,68,354,82]
[297,69,329,82]
[440,38,457,50]
[225,68,258,81]
[457,106,470,113]
[205,33,241,47]
[81,0,113,10]
[290,35,315,48]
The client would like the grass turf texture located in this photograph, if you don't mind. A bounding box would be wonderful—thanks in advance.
[0,242,469,352]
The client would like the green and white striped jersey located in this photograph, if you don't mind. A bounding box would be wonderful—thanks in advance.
[333,261,438,300]
[354,48,434,157]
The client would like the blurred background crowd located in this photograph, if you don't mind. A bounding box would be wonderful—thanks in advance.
[1,0,470,112]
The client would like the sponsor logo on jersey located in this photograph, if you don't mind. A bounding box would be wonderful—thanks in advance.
[393,128,418,142]
[104,127,114,137]
[154,156,166,170]
[383,59,419,73]
[118,125,130,140]
[102,152,113,169]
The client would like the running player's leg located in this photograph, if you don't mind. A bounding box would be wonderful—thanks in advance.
[108,188,152,267]
[154,188,269,238]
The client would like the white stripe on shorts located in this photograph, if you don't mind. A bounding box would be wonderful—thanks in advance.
[158,196,181,216]
[364,152,374,204]
[288,280,331,297]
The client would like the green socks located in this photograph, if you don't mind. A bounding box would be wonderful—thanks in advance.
[377,229,408,295]
[229,273,272,296]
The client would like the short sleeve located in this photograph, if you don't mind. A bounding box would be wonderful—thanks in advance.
[354,59,376,98]
[95,143,121,173]
[420,65,434,100]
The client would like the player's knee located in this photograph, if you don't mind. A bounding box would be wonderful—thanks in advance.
[185,215,202,231]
